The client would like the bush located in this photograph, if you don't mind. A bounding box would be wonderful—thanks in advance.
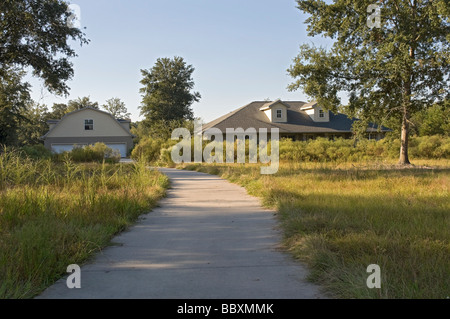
[20,144,52,160]
[131,138,164,163]
[410,135,450,159]
[54,143,121,163]
[277,135,450,162]
[131,134,450,167]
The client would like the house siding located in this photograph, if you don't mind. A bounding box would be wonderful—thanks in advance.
[46,109,130,138]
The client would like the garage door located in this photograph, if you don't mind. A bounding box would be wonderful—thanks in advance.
[51,144,81,154]
[105,144,127,158]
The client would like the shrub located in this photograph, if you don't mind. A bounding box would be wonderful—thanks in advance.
[277,135,450,162]
[54,143,120,163]
[131,138,165,163]
[410,135,450,159]
[20,144,52,160]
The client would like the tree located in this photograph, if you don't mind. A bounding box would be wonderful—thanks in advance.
[17,102,52,146]
[50,103,71,120]
[288,0,449,164]
[0,0,89,96]
[67,96,99,111]
[48,96,98,120]
[0,68,31,145]
[102,97,131,119]
[139,56,201,126]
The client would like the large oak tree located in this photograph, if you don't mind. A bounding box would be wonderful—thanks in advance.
[288,0,449,164]
[0,0,88,95]
[0,0,88,145]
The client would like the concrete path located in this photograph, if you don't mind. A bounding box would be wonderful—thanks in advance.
[37,168,324,299]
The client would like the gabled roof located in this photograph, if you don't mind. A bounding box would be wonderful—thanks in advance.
[42,107,133,139]
[299,101,318,110]
[259,99,291,111]
[203,101,390,134]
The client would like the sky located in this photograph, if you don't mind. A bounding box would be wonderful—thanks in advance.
[27,0,334,123]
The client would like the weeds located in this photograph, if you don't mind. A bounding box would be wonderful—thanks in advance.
[0,149,168,299]
[183,161,450,299]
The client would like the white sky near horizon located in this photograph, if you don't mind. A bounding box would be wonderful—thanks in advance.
[26,0,336,123]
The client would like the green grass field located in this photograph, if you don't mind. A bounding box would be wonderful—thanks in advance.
[183,160,450,299]
[0,150,168,299]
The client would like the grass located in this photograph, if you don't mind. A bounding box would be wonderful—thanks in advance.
[0,149,169,299]
[182,160,450,299]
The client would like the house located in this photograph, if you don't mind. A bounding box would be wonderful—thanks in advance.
[202,100,389,141]
[42,107,134,158]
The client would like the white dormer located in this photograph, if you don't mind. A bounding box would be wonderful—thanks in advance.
[259,99,290,123]
[300,101,330,122]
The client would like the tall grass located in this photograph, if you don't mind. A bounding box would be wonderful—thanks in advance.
[183,161,450,299]
[0,148,168,299]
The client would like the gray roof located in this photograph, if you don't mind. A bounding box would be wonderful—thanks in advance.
[203,101,389,134]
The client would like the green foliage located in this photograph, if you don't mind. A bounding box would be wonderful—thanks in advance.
[0,0,88,96]
[288,0,450,164]
[0,0,89,95]
[130,137,177,167]
[131,138,166,163]
[279,136,449,162]
[184,163,450,298]
[47,96,99,120]
[410,135,450,159]
[0,149,168,298]
[16,103,52,146]
[67,96,99,110]
[0,68,31,145]
[412,101,450,136]
[132,135,449,168]
[102,97,131,119]
[20,144,52,160]
[139,56,201,126]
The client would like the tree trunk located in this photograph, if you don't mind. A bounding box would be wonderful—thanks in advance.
[399,103,411,165]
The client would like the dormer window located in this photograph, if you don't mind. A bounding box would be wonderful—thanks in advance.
[85,119,94,130]
[259,100,289,123]
[276,110,282,119]
[319,110,325,118]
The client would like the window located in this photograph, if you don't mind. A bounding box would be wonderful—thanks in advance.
[319,109,325,118]
[85,119,94,130]
[276,109,282,119]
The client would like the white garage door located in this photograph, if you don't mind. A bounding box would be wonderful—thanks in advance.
[52,143,127,158]
[105,144,127,158]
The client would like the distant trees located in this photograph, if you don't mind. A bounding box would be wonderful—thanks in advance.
[16,103,52,146]
[0,68,31,145]
[67,96,99,111]
[412,100,449,137]
[102,98,131,119]
[47,96,99,120]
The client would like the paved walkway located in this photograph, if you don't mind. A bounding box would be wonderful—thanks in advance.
[37,168,323,299]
